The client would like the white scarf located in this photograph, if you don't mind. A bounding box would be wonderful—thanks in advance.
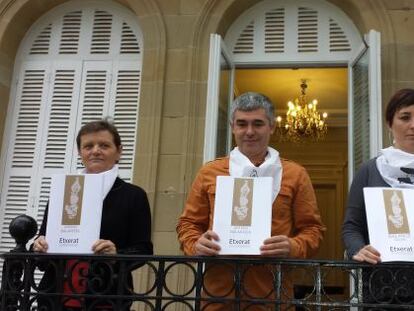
[229,147,282,202]
[376,147,414,188]
[79,165,119,199]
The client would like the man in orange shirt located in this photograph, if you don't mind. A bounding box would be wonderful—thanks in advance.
[177,92,325,310]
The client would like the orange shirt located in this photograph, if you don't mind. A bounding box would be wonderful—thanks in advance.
[176,157,325,310]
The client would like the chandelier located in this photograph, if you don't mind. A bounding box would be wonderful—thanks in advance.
[275,79,328,142]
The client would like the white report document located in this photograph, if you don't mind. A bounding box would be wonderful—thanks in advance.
[364,187,414,262]
[45,174,104,253]
[213,176,272,255]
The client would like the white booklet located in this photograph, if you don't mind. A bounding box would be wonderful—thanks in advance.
[212,176,272,255]
[364,187,414,262]
[45,174,104,253]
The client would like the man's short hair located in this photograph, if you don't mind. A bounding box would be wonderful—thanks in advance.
[76,118,121,150]
[230,92,275,125]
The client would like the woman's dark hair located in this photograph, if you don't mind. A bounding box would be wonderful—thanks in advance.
[76,118,121,150]
[385,88,414,126]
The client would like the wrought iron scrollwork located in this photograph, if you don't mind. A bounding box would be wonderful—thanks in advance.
[2,215,414,310]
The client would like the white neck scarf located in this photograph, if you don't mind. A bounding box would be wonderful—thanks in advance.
[376,146,414,188]
[229,147,282,202]
[79,165,119,199]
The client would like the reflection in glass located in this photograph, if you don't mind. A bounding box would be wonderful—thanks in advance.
[352,51,370,172]
[216,53,233,158]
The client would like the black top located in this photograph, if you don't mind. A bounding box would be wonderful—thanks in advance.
[36,177,153,309]
[342,158,389,258]
[39,177,153,255]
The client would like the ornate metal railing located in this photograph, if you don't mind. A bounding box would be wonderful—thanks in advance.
[2,215,414,310]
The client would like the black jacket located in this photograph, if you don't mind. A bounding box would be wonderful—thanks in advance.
[36,177,153,310]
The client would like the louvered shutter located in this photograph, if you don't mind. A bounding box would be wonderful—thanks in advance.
[225,0,361,63]
[348,30,382,180]
[73,61,112,170]
[0,61,83,252]
[0,1,143,257]
[351,55,370,172]
[109,61,141,181]
[297,7,318,53]
[264,9,284,53]
[59,11,82,54]
[72,61,141,182]
[0,62,51,252]
[35,62,83,225]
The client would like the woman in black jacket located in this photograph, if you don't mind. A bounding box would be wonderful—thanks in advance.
[33,119,153,310]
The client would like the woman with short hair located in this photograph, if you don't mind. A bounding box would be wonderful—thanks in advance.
[33,119,153,310]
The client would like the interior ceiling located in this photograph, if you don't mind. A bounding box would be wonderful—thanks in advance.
[234,68,348,127]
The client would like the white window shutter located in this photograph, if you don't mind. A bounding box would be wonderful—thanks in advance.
[352,74,370,171]
[78,62,112,122]
[297,7,318,53]
[73,61,112,170]
[264,9,284,53]
[59,11,82,54]
[11,66,50,169]
[42,62,82,171]
[30,24,52,55]
[90,10,113,54]
[329,19,351,52]
[109,61,141,181]
[0,177,33,252]
[120,23,141,54]
[34,62,83,228]
[0,62,50,253]
[233,21,254,54]
[225,0,362,63]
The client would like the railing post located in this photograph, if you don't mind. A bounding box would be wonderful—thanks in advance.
[315,264,322,311]
[1,214,38,310]
[234,261,241,311]
[275,263,282,311]
[9,215,38,253]
[357,267,363,309]
[155,259,165,310]
[194,260,203,311]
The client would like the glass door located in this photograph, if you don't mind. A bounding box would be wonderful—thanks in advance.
[204,34,235,162]
[348,30,382,181]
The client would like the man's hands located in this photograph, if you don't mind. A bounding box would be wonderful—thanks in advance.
[352,245,381,264]
[260,235,291,257]
[194,232,292,258]
[194,230,221,255]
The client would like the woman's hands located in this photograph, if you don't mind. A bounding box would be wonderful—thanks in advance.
[353,245,381,264]
[33,236,117,255]
[92,239,117,255]
[32,235,48,253]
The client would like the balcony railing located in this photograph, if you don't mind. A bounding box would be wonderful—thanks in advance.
[2,215,414,310]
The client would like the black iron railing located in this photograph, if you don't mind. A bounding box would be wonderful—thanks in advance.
[2,216,414,310]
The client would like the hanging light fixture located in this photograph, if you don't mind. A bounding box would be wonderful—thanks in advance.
[275,79,328,142]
